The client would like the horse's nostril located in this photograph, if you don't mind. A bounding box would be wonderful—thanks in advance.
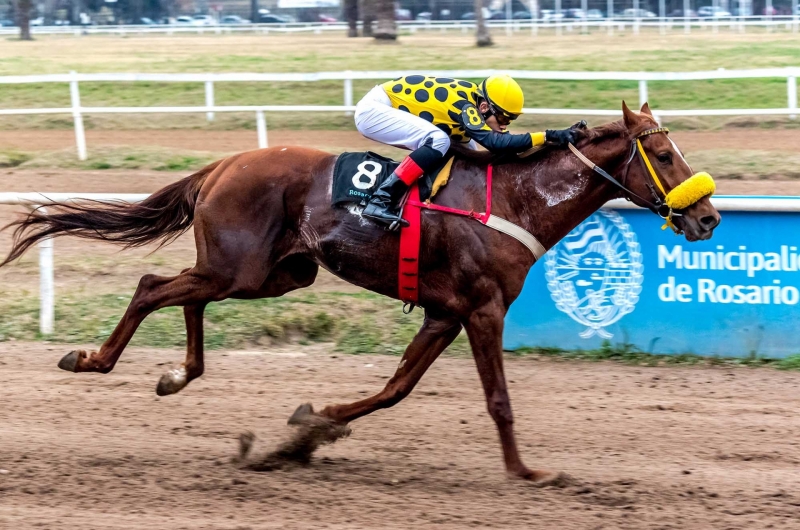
[700,215,719,230]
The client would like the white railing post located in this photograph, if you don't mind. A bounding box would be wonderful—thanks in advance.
[530,0,538,36]
[555,0,562,35]
[607,0,614,35]
[789,75,797,120]
[633,0,640,34]
[506,0,513,36]
[69,71,87,161]
[684,0,691,34]
[344,72,353,116]
[580,0,588,33]
[639,79,648,107]
[38,207,54,336]
[794,1,799,33]
[659,0,666,34]
[256,110,268,148]
[205,79,215,122]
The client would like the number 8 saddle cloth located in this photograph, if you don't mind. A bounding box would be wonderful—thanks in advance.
[331,151,453,208]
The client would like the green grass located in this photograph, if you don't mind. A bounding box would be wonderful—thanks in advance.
[0,287,796,367]
[5,145,800,180]
[4,147,222,172]
[0,289,471,356]
[511,340,800,369]
[1,33,799,131]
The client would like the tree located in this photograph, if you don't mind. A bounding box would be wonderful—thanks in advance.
[345,0,358,37]
[361,0,374,37]
[251,0,259,24]
[474,0,492,47]
[372,0,396,40]
[17,0,33,40]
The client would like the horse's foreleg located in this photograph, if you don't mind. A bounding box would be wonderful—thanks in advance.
[464,303,562,484]
[155,303,207,396]
[317,310,462,424]
[58,270,224,374]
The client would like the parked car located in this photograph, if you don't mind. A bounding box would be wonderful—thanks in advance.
[565,8,586,19]
[0,18,16,26]
[512,10,532,19]
[191,15,217,26]
[137,17,157,25]
[221,15,249,24]
[763,6,778,15]
[30,17,43,26]
[395,8,412,20]
[586,8,604,19]
[174,16,194,25]
[259,13,292,23]
[540,9,565,21]
[461,8,491,20]
[416,11,432,20]
[621,8,656,17]
[669,8,698,17]
[698,6,731,17]
[318,14,337,22]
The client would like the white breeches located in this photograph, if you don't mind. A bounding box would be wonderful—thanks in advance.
[354,85,452,155]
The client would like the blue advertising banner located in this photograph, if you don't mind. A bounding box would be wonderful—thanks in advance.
[504,198,800,358]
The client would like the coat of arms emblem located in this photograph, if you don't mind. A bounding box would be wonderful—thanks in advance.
[545,210,643,338]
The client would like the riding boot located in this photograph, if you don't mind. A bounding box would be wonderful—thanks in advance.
[362,173,410,230]
[362,142,445,230]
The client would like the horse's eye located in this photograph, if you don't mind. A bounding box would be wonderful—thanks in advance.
[657,153,672,164]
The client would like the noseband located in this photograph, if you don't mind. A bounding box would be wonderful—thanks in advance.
[568,127,715,234]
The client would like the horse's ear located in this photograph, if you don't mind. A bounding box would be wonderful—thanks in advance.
[621,101,639,128]
[640,102,653,116]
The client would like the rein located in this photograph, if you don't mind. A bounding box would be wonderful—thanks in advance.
[568,127,685,232]
[569,126,716,234]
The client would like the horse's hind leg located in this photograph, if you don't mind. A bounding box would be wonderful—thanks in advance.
[58,268,229,373]
[155,256,319,396]
[155,303,207,396]
[302,309,461,424]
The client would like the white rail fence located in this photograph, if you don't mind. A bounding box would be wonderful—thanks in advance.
[0,192,796,335]
[1,68,798,160]
[0,15,798,37]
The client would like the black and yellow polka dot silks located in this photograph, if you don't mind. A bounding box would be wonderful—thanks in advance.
[381,75,491,144]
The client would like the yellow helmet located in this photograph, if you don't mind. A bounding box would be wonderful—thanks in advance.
[480,74,524,120]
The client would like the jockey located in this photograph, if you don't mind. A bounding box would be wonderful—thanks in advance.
[354,73,580,229]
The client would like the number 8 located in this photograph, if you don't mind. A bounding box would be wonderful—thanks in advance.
[466,106,481,126]
[352,161,382,190]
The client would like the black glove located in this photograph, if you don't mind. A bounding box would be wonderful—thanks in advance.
[545,128,579,147]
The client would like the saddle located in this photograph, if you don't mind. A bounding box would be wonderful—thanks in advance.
[332,151,544,310]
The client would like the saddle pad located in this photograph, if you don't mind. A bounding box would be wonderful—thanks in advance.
[331,151,453,208]
[332,152,398,207]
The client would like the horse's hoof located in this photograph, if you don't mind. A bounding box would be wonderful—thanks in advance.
[156,367,188,396]
[288,403,315,425]
[58,350,81,372]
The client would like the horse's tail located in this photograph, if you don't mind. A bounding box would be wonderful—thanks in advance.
[1,160,222,267]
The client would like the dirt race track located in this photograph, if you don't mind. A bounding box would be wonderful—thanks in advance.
[1,343,800,529]
[2,129,800,528]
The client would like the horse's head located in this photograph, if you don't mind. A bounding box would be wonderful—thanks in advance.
[619,101,720,242]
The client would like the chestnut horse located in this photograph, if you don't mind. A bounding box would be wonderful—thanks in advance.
[2,102,719,482]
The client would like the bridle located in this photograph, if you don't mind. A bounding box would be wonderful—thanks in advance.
[568,126,714,234]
